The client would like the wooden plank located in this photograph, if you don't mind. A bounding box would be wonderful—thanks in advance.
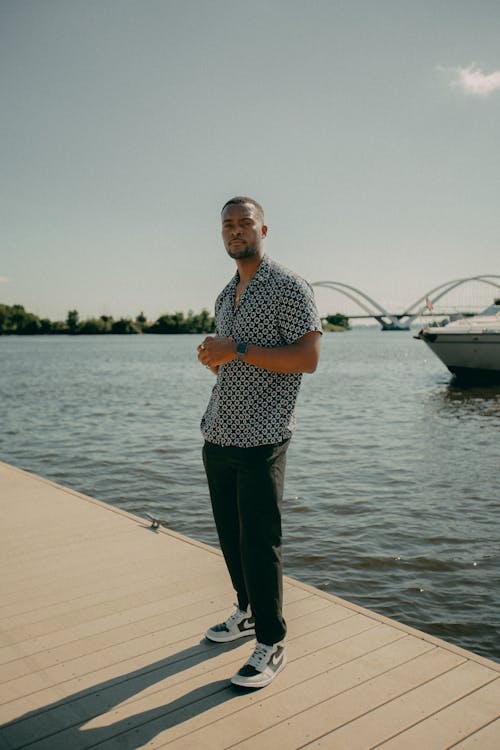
[372,678,500,750]
[0,568,176,625]
[449,718,500,749]
[1,461,499,750]
[1,574,221,636]
[0,588,317,715]
[0,584,307,684]
[191,647,465,750]
[0,546,177,612]
[1,615,404,750]
[0,543,225,659]
[302,664,498,749]
[0,580,236,684]
[136,625,410,750]
[0,597,347,746]
[0,582,303,684]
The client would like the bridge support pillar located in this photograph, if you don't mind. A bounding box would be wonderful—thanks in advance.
[374,316,410,331]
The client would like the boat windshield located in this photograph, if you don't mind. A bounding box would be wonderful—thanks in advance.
[479,302,500,316]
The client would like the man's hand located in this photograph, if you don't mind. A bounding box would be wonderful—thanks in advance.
[197,336,236,371]
[197,331,321,375]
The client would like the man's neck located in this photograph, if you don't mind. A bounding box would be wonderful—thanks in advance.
[235,252,265,284]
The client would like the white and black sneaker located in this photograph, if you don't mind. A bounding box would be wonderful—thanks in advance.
[231,641,287,688]
[205,604,255,643]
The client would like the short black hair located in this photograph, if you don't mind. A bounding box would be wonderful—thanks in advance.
[221,196,264,222]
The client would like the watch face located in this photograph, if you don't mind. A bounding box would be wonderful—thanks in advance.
[237,342,247,355]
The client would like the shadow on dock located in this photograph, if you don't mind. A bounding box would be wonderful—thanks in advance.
[1,639,244,749]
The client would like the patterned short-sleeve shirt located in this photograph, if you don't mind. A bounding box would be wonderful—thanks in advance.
[201,255,322,447]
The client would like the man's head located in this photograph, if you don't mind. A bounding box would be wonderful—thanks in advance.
[221,196,267,261]
[221,196,264,223]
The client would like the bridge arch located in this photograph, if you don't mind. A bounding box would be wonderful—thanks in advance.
[312,275,500,330]
[312,280,411,329]
[402,275,500,319]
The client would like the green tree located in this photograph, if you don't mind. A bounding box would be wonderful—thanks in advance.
[190,308,215,333]
[20,316,42,335]
[135,311,147,330]
[80,317,108,334]
[111,318,141,334]
[322,312,350,331]
[66,310,80,334]
[0,304,215,335]
[0,303,14,334]
[10,304,30,333]
[39,318,53,334]
[147,314,176,334]
[48,320,67,334]
[99,316,114,333]
[0,304,42,334]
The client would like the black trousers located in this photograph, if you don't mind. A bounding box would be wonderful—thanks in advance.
[202,438,290,646]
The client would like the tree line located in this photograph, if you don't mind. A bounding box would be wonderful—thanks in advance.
[0,304,349,335]
[322,313,350,331]
[0,304,216,335]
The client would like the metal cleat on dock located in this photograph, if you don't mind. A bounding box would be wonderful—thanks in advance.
[145,512,169,530]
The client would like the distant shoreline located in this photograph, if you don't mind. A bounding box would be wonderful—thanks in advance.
[0,304,215,336]
[1,303,349,335]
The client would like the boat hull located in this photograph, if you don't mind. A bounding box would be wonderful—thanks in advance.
[421,331,500,382]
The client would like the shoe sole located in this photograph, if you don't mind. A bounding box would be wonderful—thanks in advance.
[205,627,256,643]
[230,654,287,688]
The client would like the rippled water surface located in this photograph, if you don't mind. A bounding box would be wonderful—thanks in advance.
[1,332,499,661]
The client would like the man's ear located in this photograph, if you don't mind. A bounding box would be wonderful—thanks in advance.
[261,224,268,238]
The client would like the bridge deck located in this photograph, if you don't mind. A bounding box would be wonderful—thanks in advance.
[1,461,499,750]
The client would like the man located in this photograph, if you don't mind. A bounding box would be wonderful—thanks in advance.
[197,196,322,689]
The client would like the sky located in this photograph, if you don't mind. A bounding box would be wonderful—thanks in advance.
[1,0,499,321]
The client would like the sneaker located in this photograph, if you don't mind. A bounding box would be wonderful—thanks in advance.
[231,641,287,688]
[205,604,255,643]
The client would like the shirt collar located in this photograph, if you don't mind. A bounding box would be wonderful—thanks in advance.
[232,254,271,287]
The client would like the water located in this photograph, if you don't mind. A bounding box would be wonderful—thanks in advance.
[1,332,499,662]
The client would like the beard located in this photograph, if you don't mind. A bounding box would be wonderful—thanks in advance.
[226,241,260,260]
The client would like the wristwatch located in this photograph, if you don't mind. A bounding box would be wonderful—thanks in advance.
[236,341,249,361]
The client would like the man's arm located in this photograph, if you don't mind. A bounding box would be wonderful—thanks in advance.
[197,331,321,374]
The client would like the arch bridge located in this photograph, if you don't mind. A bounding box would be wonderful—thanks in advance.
[312,275,500,330]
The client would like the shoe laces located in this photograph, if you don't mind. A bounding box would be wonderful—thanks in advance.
[225,604,247,628]
[246,642,274,670]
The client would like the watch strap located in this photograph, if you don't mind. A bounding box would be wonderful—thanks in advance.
[236,341,248,361]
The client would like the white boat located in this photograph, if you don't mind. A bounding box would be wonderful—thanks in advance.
[417,299,500,382]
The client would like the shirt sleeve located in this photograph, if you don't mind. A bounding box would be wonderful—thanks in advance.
[278,276,323,344]
[214,291,224,337]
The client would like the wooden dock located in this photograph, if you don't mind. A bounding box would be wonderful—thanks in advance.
[0,460,498,749]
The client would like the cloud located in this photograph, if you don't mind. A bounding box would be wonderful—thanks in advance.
[452,64,500,96]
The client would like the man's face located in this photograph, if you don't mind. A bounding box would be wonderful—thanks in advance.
[221,203,267,260]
